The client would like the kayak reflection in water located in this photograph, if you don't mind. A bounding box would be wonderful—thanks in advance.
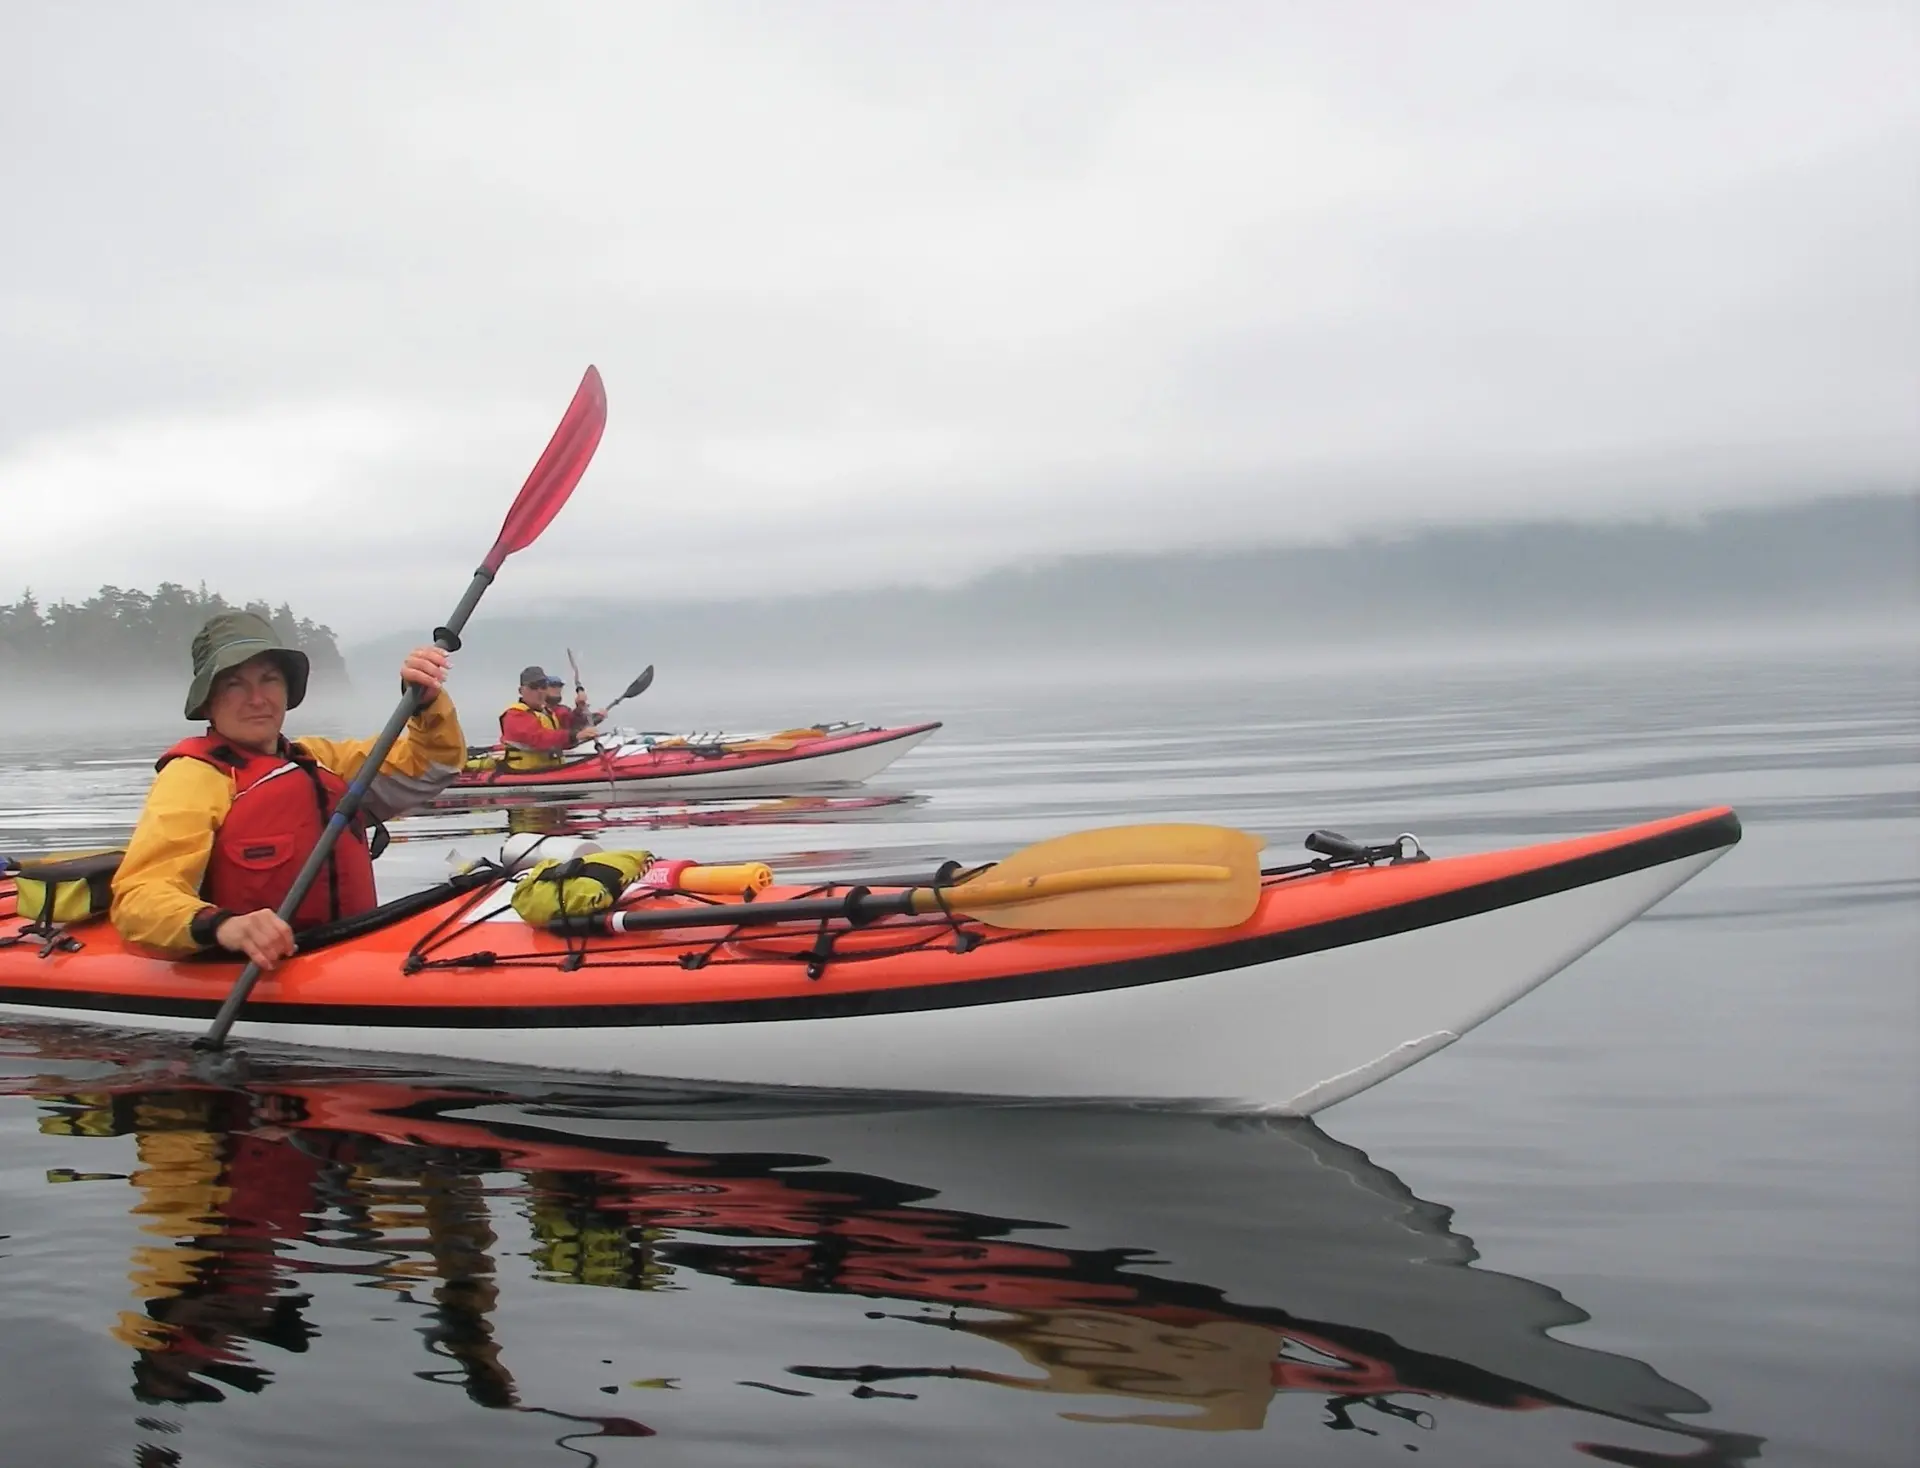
[4,1028,1764,1466]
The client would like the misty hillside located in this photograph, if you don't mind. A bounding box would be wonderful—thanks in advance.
[348,493,1918,676]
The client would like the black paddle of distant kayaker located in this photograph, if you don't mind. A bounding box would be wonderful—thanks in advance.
[196,366,610,1052]
[580,665,655,788]
[601,665,654,716]
[563,652,652,792]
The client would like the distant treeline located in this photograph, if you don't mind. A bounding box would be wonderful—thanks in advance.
[351,491,1918,671]
[0,583,347,681]
[933,490,1920,639]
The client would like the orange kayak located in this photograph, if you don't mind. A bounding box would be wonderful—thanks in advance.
[0,808,1740,1113]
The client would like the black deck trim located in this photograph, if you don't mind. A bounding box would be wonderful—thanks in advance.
[2,810,1739,1029]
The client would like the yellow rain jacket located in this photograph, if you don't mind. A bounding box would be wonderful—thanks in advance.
[110,694,467,955]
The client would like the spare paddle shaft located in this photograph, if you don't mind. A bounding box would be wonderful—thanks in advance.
[198,366,608,1051]
[560,861,1236,936]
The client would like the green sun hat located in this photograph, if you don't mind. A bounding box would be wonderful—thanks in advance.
[183,611,311,721]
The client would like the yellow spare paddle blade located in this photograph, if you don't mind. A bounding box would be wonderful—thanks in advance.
[931,823,1267,930]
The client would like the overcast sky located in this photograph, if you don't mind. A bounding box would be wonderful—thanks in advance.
[4,1,1915,638]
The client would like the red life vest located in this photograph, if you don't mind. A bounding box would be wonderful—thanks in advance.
[159,735,378,928]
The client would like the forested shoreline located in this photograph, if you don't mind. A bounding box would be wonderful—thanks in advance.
[0,583,346,681]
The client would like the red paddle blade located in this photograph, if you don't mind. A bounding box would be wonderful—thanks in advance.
[483,365,608,573]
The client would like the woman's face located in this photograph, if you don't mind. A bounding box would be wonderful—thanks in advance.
[207,655,289,752]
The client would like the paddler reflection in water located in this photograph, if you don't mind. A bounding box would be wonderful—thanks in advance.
[495,664,603,772]
[108,611,466,970]
[38,1083,656,1443]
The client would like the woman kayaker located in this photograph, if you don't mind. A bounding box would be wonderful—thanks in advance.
[109,610,466,970]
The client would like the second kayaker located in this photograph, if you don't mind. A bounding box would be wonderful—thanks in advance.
[110,611,467,970]
[497,665,602,772]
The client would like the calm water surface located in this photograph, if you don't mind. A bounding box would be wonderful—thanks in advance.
[1,631,1915,1467]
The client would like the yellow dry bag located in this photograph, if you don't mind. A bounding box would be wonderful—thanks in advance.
[15,849,124,927]
[510,850,653,925]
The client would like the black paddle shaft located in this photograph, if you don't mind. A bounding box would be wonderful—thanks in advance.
[557,884,935,937]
